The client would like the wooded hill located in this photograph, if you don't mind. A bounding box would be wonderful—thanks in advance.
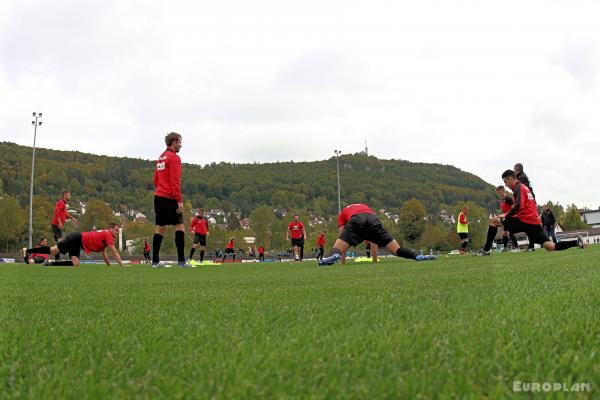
[0,141,496,217]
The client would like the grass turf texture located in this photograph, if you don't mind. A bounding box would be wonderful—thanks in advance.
[2,247,599,399]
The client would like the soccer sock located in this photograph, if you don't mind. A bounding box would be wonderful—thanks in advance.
[200,250,205,262]
[396,247,417,260]
[175,230,185,263]
[27,246,51,254]
[555,240,578,251]
[484,226,498,251]
[152,233,163,263]
[233,253,236,261]
[51,260,73,266]
[510,235,518,248]
[502,236,509,248]
[461,241,467,250]
[189,247,196,260]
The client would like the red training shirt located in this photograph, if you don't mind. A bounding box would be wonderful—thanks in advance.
[316,234,326,247]
[507,182,541,225]
[82,230,115,254]
[51,199,70,226]
[258,246,264,254]
[337,204,375,227]
[288,221,305,239]
[190,217,209,235]
[226,240,235,250]
[500,196,514,214]
[143,241,151,252]
[154,149,183,203]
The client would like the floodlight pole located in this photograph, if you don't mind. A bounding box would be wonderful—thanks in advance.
[334,150,341,214]
[28,112,42,248]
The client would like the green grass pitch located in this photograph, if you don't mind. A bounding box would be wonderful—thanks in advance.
[1,247,599,398]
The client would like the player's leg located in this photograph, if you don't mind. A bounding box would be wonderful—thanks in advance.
[174,223,186,265]
[483,216,503,252]
[199,236,207,262]
[318,238,350,266]
[153,225,167,264]
[189,234,199,260]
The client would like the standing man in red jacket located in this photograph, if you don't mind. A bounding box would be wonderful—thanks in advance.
[189,209,209,262]
[152,132,190,268]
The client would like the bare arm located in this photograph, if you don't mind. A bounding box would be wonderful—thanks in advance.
[102,249,110,266]
[108,245,124,266]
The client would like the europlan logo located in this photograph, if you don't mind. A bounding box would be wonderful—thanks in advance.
[513,381,592,393]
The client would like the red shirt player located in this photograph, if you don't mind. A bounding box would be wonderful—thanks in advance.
[286,215,306,261]
[25,223,124,266]
[482,170,584,253]
[223,238,236,261]
[318,203,434,266]
[316,232,326,261]
[189,210,210,262]
[51,191,78,242]
[153,132,187,267]
[28,238,50,264]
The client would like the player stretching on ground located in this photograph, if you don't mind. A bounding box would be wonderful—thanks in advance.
[152,132,190,268]
[480,170,584,254]
[286,215,306,262]
[25,223,124,266]
[456,205,469,254]
[514,162,536,251]
[189,209,209,262]
[25,238,49,264]
[318,204,436,266]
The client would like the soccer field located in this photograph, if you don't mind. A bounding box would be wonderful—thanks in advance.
[2,248,599,398]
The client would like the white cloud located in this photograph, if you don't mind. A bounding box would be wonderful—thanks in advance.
[1,0,600,208]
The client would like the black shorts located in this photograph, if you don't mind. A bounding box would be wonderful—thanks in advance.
[458,233,469,240]
[503,217,549,245]
[340,213,394,247]
[57,232,83,259]
[193,234,207,246]
[291,238,304,247]
[51,224,63,241]
[154,195,184,226]
[226,248,235,254]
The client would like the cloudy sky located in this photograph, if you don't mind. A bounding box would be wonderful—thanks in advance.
[1,0,599,207]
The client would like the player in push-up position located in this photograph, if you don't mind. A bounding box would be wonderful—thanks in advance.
[318,203,436,266]
[479,170,585,255]
[24,223,124,266]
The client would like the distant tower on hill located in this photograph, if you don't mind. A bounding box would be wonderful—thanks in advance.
[364,138,368,155]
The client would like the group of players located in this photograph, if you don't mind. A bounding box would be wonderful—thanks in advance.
[25,132,585,268]
[455,164,585,256]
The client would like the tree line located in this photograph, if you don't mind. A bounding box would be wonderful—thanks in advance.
[0,141,589,256]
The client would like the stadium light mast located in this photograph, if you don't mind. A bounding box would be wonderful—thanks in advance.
[28,112,43,248]
[334,150,342,213]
